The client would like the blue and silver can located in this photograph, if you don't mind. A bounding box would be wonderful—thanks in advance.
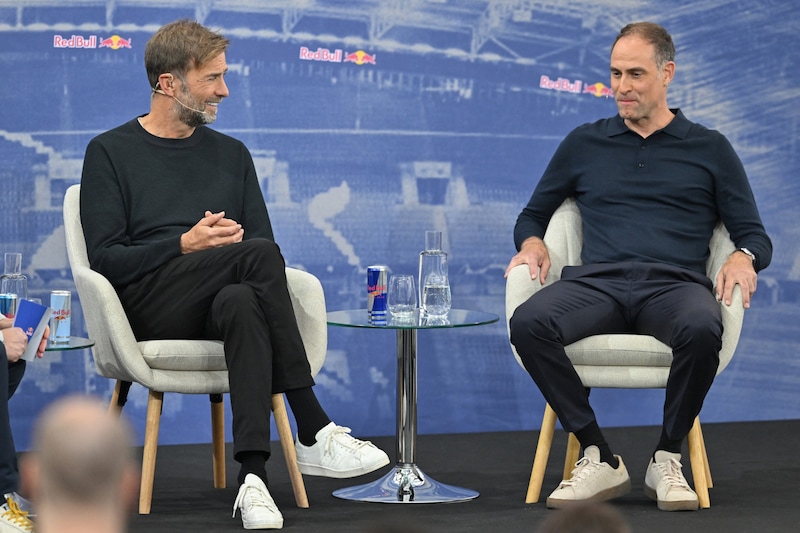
[0,293,18,319]
[367,265,388,324]
[50,290,71,344]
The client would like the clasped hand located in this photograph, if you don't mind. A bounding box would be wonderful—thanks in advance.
[180,211,244,254]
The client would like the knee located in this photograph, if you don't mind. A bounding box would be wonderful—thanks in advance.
[240,238,285,270]
[509,301,556,348]
[673,310,722,360]
[215,284,258,313]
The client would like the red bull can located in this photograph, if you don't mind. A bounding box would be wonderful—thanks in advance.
[0,293,18,319]
[50,290,71,344]
[367,266,388,324]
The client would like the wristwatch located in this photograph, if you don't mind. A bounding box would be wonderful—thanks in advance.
[738,247,756,262]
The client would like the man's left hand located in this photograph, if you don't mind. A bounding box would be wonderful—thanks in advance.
[716,251,758,308]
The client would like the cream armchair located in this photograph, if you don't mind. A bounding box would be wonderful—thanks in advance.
[63,184,327,514]
[505,198,745,508]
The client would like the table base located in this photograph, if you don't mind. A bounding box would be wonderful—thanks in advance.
[332,464,479,503]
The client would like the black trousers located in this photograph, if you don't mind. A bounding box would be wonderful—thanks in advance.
[120,238,315,459]
[1,359,25,495]
[509,262,722,443]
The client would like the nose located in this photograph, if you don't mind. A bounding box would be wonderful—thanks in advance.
[216,76,229,98]
[615,74,632,94]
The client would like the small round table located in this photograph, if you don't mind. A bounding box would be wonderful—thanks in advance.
[45,336,94,351]
[327,308,499,503]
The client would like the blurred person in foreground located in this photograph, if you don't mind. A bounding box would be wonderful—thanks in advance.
[538,501,631,533]
[0,313,48,533]
[506,21,771,511]
[79,19,389,530]
[21,395,137,533]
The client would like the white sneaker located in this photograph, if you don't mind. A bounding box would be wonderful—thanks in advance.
[2,494,33,519]
[644,450,699,511]
[546,445,631,509]
[232,474,283,530]
[295,422,390,478]
[0,496,33,532]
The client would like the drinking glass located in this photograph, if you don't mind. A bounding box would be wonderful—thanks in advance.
[388,274,416,318]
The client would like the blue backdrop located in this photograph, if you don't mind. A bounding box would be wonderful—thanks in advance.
[2,0,798,451]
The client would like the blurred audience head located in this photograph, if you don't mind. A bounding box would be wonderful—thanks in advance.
[538,501,631,533]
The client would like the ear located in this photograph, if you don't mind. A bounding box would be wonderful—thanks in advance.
[662,61,676,86]
[157,73,175,94]
[19,455,40,502]
[121,465,141,512]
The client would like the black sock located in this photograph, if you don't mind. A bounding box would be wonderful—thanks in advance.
[285,387,331,446]
[574,420,619,469]
[237,451,269,486]
[655,427,683,458]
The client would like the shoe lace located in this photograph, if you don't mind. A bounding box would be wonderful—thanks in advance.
[657,457,691,489]
[2,497,33,531]
[325,425,371,456]
[231,480,275,519]
[560,456,602,487]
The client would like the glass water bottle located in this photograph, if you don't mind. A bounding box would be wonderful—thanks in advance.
[1,252,28,301]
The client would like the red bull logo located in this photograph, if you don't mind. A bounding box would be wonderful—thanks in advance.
[343,50,376,65]
[583,82,614,98]
[53,34,131,49]
[99,35,132,50]
[297,46,377,66]
[539,74,614,99]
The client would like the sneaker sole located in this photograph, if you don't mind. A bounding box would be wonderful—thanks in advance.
[546,478,632,509]
[297,456,390,478]
[644,485,699,511]
[243,518,284,530]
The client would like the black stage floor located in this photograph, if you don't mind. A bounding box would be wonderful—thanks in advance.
[126,419,799,532]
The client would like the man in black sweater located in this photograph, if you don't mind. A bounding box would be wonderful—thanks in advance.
[80,20,388,530]
[506,22,771,511]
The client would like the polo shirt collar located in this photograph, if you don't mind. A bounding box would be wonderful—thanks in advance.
[608,108,692,139]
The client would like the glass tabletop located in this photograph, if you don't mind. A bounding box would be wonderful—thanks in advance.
[45,336,95,351]
[327,309,499,329]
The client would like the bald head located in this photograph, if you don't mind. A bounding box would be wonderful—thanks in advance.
[28,395,136,506]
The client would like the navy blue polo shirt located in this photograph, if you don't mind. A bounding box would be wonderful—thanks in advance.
[514,109,772,274]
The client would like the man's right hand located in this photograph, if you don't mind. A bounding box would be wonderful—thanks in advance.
[3,327,28,362]
[504,236,551,283]
[180,211,244,254]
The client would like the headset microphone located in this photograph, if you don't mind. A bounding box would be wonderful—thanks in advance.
[170,94,209,114]
[152,81,209,114]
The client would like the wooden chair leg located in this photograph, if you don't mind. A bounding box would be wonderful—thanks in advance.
[272,393,309,508]
[563,433,581,480]
[210,394,226,489]
[526,403,557,504]
[139,390,163,515]
[688,416,711,508]
[697,418,713,489]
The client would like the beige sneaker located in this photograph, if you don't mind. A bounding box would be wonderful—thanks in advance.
[644,450,699,511]
[546,445,631,509]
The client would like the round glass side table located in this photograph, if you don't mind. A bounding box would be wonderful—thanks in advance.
[327,308,499,503]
